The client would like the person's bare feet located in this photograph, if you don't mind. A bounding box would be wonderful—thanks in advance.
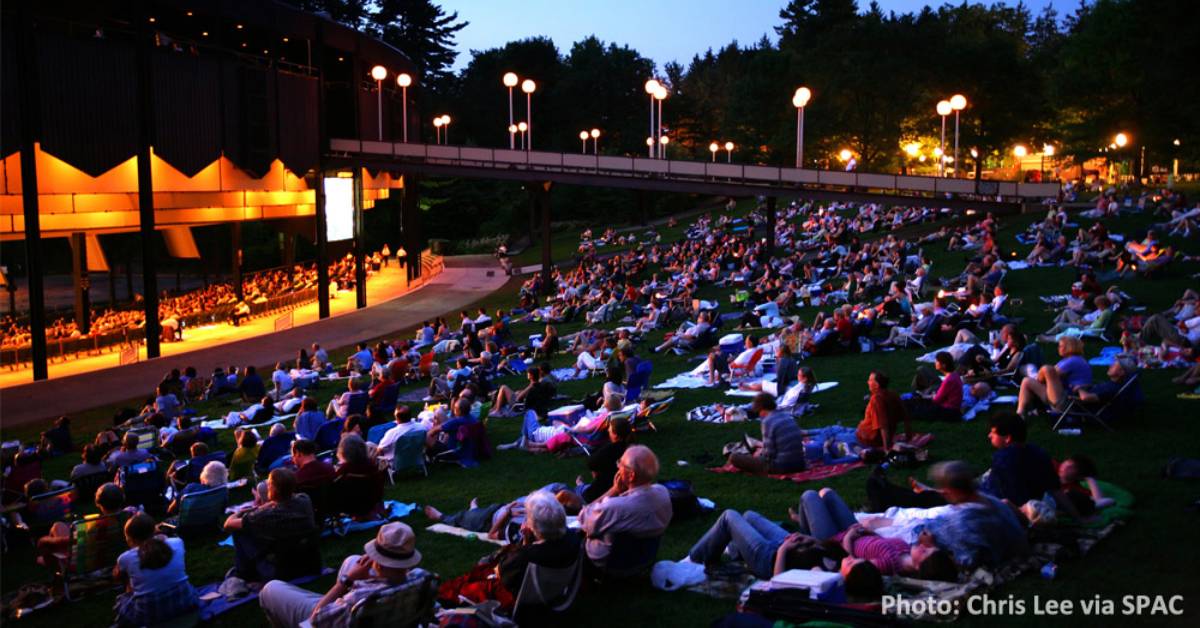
[469,497,479,509]
[423,505,443,521]
[787,507,802,523]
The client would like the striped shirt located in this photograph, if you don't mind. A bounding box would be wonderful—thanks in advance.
[760,410,807,472]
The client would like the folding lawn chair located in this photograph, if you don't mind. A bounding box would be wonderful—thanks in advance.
[53,510,133,600]
[159,485,228,539]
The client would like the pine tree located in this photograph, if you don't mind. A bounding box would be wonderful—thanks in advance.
[369,0,468,91]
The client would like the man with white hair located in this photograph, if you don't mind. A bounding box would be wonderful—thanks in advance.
[578,445,672,568]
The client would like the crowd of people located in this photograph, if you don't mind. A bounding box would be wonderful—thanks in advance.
[1,186,1192,626]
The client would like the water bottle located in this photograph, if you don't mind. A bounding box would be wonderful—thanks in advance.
[1041,562,1057,580]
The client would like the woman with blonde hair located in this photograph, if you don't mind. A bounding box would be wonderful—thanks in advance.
[1017,336,1092,417]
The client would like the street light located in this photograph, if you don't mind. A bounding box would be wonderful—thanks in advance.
[838,148,853,162]
[579,130,589,153]
[659,135,670,159]
[521,79,536,151]
[724,141,734,163]
[440,114,451,144]
[644,79,660,157]
[508,124,518,149]
[792,86,811,168]
[1114,132,1128,148]
[936,100,952,177]
[433,116,443,145]
[1042,143,1055,180]
[950,94,967,177]
[396,73,412,142]
[709,141,719,162]
[370,65,388,140]
[1013,144,1027,181]
[517,121,527,150]
[503,72,519,148]
[653,85,668,158]
[590,128,600,154]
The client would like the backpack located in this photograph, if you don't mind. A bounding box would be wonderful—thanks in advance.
[662,479,703,523]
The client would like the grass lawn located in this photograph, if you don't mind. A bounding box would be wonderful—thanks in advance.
[3,203,1199,627]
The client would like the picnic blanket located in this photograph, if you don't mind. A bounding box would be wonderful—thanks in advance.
[880,480,1133,622]
[709,460,865,483]
[201,412,297,431]
[426,523,509,546]
[724,381,839,398]
[550,367,591,382]
[197,567,334,621]
[1088,346,1124,367]
[218,501,416,547]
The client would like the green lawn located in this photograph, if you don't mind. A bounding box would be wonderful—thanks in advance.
[3,204,1199,627]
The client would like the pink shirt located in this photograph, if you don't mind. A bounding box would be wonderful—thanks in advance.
[932,371,964,411]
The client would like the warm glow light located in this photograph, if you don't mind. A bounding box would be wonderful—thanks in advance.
[724,141,734,151]
[521,79,536,94]
[659,136,670,145]
[433,118,443,128]
[918,155,927,162]
[970,148,979,158]
[653,85,667,100]
[503,72,518,87]
[646,137,654,147]
[518,122,527,132]
[1109,143,1117,149]
[397,73,412,87]
[1043,144,1055,157]
[936,100,952,116]
[590,128,600,139]
[441,115,451,125]
[1174,138,1182,146]
[904,142,921,157]
[950,94,967,110]
[709,142,720,153]
[370,65,387,81]
[1013,144,1028,158]
[579,131,589,140]
[933,147,944,157]
[1114,132,1128,147]
[508,124,518,134]
[792,86,811,108]
[644,79,661,94]
[838,149,853,162]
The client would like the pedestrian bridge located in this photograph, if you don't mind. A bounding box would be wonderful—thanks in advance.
[329,139,1059,209]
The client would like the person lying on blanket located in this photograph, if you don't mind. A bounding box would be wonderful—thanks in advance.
[436,490,583,613]
[858,461,1029,569]
[423,484,583,541]
[726,394,807,475]
[223,396,275,428]
[523,394,626,452]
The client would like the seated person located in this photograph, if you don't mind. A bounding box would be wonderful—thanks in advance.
[70,444,109,481]
[271,362,294,400]
[292,397,326,441]
[855,371,912,451]
[426,398,479,456]
[106,433,153,469]
[905,352,964,422]
[326,379,368,420]
[519,393,624,451]
[333,434,385,519]
[652,311,712,354]
[39,416,73,456]
[259,522,433,627]
[228,429,259,481]
[36,482,129,570]
[223,468,318,583]
[578,445,673,570]
[727,393,807,474]
[167,460,228,515]
[1075,357,1143,422]
[376,406,426,466]
[291,439,336,489]
[977,414,1059,506]
[437,491,582,612]
[113,513,199,626]
[239,366,267,403]
[1039,295,1113,342]
[577,416,634,503]
[1017,336,1092,417]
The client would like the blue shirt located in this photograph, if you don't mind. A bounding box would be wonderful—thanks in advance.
[118,536,191,596]
[439,415,477,448]
[295,410,327,440]
[353,349,374,371]
[919,495,1029,568]
[980,443,1058,505]
[1089,376,1143,421]
[239,373,265,399]
[1055,355,1092,390]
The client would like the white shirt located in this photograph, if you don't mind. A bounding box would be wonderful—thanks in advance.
[272,369,293,393]
[376,422,426,461]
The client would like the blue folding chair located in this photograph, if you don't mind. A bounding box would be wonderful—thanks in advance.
[388,430,428,482]
[160,486,229,538]
[314,420,345,451]
[625,360,653,404]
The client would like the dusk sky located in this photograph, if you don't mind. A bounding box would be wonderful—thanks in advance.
[441,0,1084,71]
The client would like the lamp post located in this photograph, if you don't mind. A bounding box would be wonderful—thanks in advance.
[517,122,527,150]
[970,147,979,180]
[521,79,536,151]
[653,85,667,158]
[1013,144,1027,181]
[397,73,411,143]
[433,116,443,144]
[440,115,451,144]
[579,131,588,154]
[1113,132,1129,182]
[508,124,517,148]
[792,86,811,168]
[644,80,660,158]
[950,94,967,177]
[724,141,734,163]
[659,135,669,159]
[370,65,387,140]
[709,142,719,162]
[503,72,518,148]
[1041,144,1055,181]
[590,128,600,154]
[936,100,952,177]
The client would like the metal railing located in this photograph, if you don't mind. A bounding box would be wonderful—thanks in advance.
[330,139,1062,201]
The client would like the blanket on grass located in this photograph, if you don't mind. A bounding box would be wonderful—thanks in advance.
[709,460,865,483]
[723,381,839,398]
[218,501,416,547]
[426,523,509,546]
[197,568,334,621]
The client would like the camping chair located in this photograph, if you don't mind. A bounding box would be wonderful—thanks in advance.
[159,486,228,539]
[511,547,585,624]
[19,487,74,538]
[366,422,391,445]
[372,382,402,415]
[388,430,429,483]
[624,360,654,404]
[632,397,673,433]
[728,347,765,382]
[117,461,167,515]
[335,572,439,628]
[894,314,941,349]
[569,412,630,456]
[600,533,662,579]
[314,419,345,452]
[342,391,370,418]
[71,470,113,504]
[53,510,133,600]
[430,423,491,468]
[1052,373,1140,432]
[168,451,228,492]
[255,433,296,477]
[127,428,158,452]
[332,471,385,521]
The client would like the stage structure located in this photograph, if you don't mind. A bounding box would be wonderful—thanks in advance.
[1,0,424,380]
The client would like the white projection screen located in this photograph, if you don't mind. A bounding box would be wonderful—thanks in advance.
[324,177,355,242]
